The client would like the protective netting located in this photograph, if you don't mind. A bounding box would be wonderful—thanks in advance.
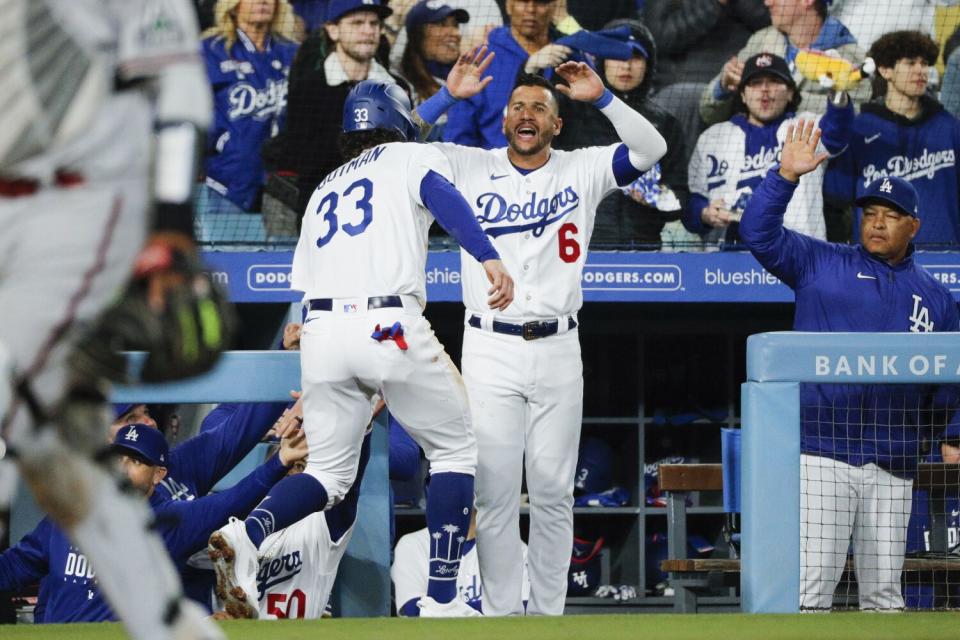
[799,382,960,611]
[191,1,960,251]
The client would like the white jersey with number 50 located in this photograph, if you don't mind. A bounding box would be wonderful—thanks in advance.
[433,143,621,319]
[255,513,352,620]
[291,142,456,306]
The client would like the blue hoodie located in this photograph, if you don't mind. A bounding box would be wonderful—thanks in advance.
[741,168,960,478]
[443,26,589,149]
[824,96,960,247]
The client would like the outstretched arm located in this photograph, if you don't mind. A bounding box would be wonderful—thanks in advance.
[553,62,667,184]
[740,120,832,288]
[415,47,495,128]
[419,170,514,311]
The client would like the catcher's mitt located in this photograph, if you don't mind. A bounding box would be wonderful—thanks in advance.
[72,242,234,384]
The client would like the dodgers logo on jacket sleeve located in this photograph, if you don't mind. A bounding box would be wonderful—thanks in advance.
[474,187,580,238]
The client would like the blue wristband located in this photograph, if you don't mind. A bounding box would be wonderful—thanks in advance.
[593,88,614,109]
[417,85,460,125]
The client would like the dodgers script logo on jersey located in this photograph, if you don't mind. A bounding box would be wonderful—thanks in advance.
[474,186,581,238]
[705,144,782,191]
[862,148,957,186]
[257,550,304,599]
[227,78,287,122]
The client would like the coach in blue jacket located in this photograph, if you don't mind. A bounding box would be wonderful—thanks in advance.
[741,119,960,611]
[0,425,304,624]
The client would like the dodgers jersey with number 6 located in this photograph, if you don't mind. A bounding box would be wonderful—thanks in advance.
[434,143,622,318]
[292,142,456,305]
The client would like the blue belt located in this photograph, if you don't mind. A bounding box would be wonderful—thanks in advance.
[309,295,403,311]
[468,315,577,340]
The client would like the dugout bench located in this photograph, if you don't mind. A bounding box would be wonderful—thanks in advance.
[659,462,960,613]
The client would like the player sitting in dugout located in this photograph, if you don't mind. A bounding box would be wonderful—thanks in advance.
[209,426,376,620]
[106,322,419,612]
[684,52,853,247]
[0,424,306,624]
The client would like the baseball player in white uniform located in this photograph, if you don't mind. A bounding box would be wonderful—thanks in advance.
[392,509,531,615]
[209,80,514,619]
[415,50,667,615]
[0,2,222,638]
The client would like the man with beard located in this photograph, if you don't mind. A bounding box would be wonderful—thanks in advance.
[271,0,406,214]
[415,51,666,615]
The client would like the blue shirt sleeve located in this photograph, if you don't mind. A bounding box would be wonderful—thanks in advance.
[0,518,52,590]
[818,98,855,156]
[443,95,483,147]
[157,455,287,565]
[739,168,836,289]
[171,402,287,497]
[388,414,420,482]
[420,169,500,262]
[611,143,643,187]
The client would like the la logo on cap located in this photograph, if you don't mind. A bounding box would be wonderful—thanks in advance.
[427,0,443,7]
[125,427,139,442]
[880,178,893,194]
[756,54,772,67]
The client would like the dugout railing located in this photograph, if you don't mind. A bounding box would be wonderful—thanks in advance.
[742,332,960,613]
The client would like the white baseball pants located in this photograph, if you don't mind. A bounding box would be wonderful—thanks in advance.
[462,324,583,616]
[800,454,912,610]
[299,297,477,505]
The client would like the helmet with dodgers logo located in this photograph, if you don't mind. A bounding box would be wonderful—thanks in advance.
[342,81,419,141]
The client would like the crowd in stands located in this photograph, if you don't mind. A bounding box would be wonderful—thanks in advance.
[188,0,960,252]
[7,0,960,623]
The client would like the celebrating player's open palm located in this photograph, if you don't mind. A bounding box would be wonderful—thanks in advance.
[447,46,495,100]
[779,118,830,183]
[554,62,605,103]
[483,259,514,311]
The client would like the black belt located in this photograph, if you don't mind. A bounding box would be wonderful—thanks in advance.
[468,315,577,340]
[309,295,404,311]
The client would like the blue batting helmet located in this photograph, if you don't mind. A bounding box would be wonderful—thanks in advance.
[342,81,419,141]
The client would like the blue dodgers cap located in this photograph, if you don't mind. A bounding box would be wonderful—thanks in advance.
[113,403,136,420]
[112,424,168,466]
[405,0,470,30]
[856,176,920,217]
[327,0,392,23]
[574,437,614,494]
[626,34,649,60]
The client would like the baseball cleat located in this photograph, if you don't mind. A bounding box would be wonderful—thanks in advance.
[170,598,226,640]
[417,596,482,617]
[208,518,260,620]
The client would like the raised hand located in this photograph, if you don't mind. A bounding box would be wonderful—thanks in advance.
[446,46,495,100]
[720,56,744,93]
[778,118,830,183]
[554,61,605,103]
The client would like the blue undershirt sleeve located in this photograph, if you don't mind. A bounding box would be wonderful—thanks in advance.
[420,169,499,263]
[611,143,643,187]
